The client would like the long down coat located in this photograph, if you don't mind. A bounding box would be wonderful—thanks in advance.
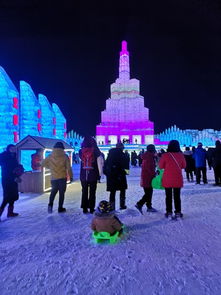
[0,151,20,202]
[140,151,156,188]
[159,152,186,188]
[104,148,129,192]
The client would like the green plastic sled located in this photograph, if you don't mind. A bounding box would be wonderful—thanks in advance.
[93,231,119,244]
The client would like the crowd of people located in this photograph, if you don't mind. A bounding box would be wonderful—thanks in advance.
[1,137,221,235]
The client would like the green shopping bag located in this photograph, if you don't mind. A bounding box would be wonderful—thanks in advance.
[151,169,164,190]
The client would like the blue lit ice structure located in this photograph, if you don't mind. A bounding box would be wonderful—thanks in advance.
[0,67,20,150]
[156,125,220,147]
[20,81,42,139]
[67,130,83,151]
[39,94,56,138]
[52,103,67,140]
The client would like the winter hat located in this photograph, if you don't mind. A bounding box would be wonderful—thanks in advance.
[6,144,16,153]
[116,142,124,149]
[97,200,113,213]
[53,142,65,149]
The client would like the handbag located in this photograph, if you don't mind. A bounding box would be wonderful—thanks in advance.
[151,168,164,190]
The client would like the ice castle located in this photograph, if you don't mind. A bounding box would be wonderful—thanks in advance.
[96,41,154,145]
[96,41,221,148]
[0,66,67,152]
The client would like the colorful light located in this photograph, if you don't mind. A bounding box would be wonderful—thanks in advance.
[0,66,68,154]
[52,103,66,140]
[96,41,154,145]
[38,94,56,138]
[20,81,42,138]
[0,67,19,148]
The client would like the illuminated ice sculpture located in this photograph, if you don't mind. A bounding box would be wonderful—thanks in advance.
[0,66,20,148]
[52,103,67,140]
[0,66,67,153]
[96,41,154,145]
[20,81,42,139]
[39,94,56,138]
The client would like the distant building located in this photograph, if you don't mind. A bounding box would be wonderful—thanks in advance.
[96,41,154,145]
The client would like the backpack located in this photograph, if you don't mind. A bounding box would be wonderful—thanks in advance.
[81,148,94,170]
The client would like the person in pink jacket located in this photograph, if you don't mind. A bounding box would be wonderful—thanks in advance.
[159,140,186,219]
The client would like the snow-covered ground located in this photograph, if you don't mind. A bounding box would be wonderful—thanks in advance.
[1,166,221,295]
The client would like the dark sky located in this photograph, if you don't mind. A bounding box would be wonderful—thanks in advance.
[0,0,221,136]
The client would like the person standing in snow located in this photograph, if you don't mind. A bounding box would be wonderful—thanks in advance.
[192,142,208,184]
[79,136,101,214]
[159,140,186,219]
[103,142,129,210]
[0,144,24,219]
[211,140,221,185]
[135,144,157,214]
[183,147,195,182]
[42,142,73,213]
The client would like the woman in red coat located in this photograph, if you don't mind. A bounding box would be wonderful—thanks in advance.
[159,140,186,219]
[135,144,157,214]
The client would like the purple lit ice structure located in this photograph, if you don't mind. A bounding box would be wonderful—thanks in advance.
[96,41,154,145]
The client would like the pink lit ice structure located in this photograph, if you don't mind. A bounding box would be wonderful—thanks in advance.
[96,41,154,145]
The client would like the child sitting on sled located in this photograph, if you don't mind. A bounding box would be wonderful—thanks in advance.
[91,200,123,235]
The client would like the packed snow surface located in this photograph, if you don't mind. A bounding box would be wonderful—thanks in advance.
[1,166,221,295]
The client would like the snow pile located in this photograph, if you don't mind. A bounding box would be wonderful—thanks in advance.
[0,167,221,295]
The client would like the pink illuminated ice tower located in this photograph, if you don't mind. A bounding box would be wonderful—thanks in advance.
[96,41,154,145]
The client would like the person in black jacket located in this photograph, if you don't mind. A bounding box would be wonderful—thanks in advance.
[0,144,24,219]
[183,147,195,182]
[104,142,129,210]
[79,136,101,214]
[212,140,221,185]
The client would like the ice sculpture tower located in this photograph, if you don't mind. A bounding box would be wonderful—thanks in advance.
[0,67,20,148]
[52,103,67,139]
[20,81,42,139]
[96,41,154,145]
[39,94,56,138]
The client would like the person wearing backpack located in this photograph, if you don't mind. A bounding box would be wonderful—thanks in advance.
[159,140,186,220]
[79,136,101,214]
[103,142,129,210]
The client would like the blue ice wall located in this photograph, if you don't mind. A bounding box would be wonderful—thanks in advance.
[20,81,42,139]
[67,130,83,152]
[157,125,221,147]
[0,67,19,151]
[52,103,66,140]
[38,94,55,138]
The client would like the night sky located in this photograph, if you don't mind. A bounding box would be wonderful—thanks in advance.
[0,0,221,136]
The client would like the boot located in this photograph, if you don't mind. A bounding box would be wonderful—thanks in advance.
[135,203,143,215]
[58,207,66,213]
[7,205,19,217]
[120,196,127,210]
[110,202,115,211]
[48,204,53,213]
